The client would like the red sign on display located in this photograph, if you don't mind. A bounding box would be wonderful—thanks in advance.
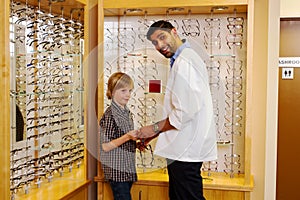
[148,80,161,93]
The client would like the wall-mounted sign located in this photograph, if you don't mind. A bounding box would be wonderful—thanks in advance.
[282,68,294,79]
[279,57,300,67]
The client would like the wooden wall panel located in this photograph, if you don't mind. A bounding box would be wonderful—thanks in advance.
[0,0,11,199]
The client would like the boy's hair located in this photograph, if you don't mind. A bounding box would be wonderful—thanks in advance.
[146,20,175,41]
[106,72,134,99]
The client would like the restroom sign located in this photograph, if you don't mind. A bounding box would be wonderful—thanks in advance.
[279,57,300,67]
[282,68,294,79]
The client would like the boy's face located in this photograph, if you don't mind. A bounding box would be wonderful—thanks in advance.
[112,85,133,108]
[149,28,178,58]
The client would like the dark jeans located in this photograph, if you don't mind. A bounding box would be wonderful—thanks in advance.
[167,159,205,200]
[109,181,133,200]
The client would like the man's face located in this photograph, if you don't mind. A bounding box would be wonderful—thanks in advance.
[149,29,178,58]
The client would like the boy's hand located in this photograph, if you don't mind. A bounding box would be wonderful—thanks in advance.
[127,129,140,141]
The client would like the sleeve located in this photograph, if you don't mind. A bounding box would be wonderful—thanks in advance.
[99,113,115,144]
[168,55,207,130]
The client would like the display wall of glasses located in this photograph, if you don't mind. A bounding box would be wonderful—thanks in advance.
[9,1,85,199]
[103,10,247,178]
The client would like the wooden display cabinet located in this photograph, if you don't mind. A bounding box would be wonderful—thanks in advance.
[95,0,255,200]
[95,171,253,200]
[98,179,251,200]
[0,0,93,199]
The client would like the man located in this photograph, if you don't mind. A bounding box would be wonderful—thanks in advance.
[138,20,217,200]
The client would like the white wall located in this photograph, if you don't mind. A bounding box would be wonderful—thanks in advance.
[281,0,300,17]
[262,1,300,200]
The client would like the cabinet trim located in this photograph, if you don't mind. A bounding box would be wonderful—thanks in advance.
[103,0,248,16]
[104,0,247,8]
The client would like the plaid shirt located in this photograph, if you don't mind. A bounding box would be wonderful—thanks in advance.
[99,101,137,182]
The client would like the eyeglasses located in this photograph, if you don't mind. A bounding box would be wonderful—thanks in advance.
[226,33,243,49]
[137,19,156,28]
[206,62,221,76]
[225,91,243,99]
[204,18,221,26]
[136,144,154,169]
[181,19,201,37]
[227,17,244,25]
[227,41,243,49]
[225,81,243,90]
[227,24,243,34]
[223,153,241,177]
[138,105,157,113]
[226,33,243,42]
[204,31,221,50]
[138,59,158,74]
[202,161,218,173]
[224,130,242,136]
[138,97,156,107]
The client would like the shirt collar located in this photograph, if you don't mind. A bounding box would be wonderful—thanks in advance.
[111,100,129,113]
[111,100,133,133]
[170,39,191,67]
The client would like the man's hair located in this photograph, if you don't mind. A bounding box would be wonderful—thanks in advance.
[146,20,175,41]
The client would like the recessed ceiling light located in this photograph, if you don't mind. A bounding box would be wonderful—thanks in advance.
[167,7,185,12]
[126,8,143,13]
[211,6,229,11]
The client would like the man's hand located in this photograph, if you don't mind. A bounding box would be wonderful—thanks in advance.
[139,125,157,138]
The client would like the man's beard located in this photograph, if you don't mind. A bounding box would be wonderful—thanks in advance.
[159,50,174,58]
